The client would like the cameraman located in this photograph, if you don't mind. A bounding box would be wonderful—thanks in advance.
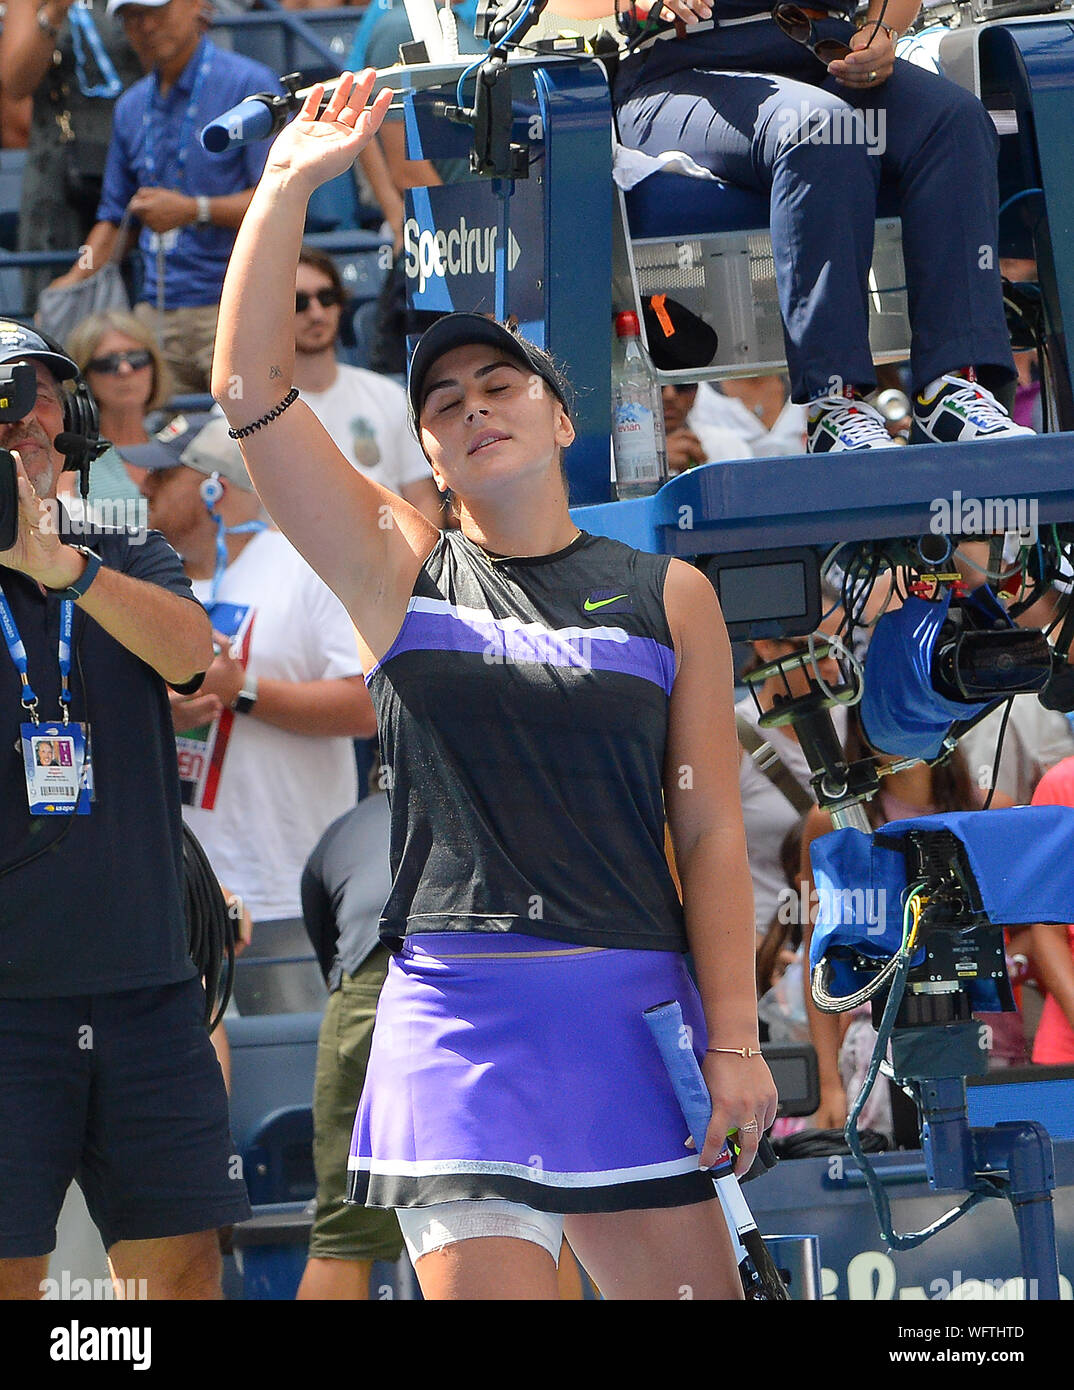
[0,325,250,1300]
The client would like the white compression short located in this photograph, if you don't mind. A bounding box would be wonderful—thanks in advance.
[395,1200,564,1265]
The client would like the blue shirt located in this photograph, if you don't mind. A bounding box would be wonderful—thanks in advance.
[97,36,285,309]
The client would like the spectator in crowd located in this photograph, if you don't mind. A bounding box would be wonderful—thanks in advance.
[295,791,403,1300]
[0,326,249,1298]
[66,308,174,453]
[45,0,285,394]
[689,377,807,459]
[547,0,1031,453]
[1025,756,1074,1065]
[661,382,753,472]
[60,308,174,508]
[292,246,442,525]
[799,711,1021,1142]
[1,0,143,307]
[129,413,378,1014]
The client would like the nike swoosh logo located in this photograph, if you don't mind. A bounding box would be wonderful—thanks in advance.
[583,594,628,612]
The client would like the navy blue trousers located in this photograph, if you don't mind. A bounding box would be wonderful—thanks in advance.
[614,19,1016,403]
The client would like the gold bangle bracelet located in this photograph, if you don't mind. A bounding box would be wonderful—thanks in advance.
[706,1045,763,1058]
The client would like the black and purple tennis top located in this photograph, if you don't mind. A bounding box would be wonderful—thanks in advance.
[366,528,688,953]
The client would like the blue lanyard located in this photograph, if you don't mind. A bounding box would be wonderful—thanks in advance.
[209,516,268,606]
[143,40,213,190]
[0,579,74,724]
[68,6,123,100]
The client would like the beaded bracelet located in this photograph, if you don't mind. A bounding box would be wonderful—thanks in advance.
[227,387,300,440]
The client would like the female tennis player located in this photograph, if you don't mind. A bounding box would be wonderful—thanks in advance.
[212,70,777,1301]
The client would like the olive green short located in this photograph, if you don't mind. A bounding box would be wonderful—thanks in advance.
[307,946,404,1263]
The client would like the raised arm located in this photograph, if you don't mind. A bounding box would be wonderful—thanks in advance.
[2,454,211,687]
[662,560,778,1176]
[211,72,438,660]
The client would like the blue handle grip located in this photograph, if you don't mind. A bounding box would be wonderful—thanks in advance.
[201,96,280,153]
[644,1000,730,1170]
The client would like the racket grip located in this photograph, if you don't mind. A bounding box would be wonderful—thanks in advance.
[643,1000,730,1171]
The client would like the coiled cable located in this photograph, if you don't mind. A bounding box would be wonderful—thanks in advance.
[182,822,235,1032]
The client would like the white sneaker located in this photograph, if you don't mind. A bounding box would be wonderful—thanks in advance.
[912,375,1035,444]
[806,394,901,453]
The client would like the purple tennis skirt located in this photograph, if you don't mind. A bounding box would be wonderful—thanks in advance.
[346,933,717,1214]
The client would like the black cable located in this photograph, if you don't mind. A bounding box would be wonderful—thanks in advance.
[182,821,235,1032]
[981,697,1014,811]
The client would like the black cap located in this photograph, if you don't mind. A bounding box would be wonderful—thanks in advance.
[408,314,571,424]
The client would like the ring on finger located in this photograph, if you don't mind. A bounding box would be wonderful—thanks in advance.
[739,1120,759,1134]
[868,70,878,81]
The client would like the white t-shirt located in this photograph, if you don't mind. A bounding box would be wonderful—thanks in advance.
[691,383,808,458]
[183,530,363,922]
[957,694,1074,806]
[299,363,432,494]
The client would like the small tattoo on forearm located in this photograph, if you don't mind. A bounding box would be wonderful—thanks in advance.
[269,364,282,380]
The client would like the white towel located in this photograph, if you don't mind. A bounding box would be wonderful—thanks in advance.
[612,143,718,191]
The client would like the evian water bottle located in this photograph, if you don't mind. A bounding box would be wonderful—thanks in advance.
[611,311,668,499]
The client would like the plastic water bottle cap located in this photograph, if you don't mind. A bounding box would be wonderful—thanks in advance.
[615,311,641,337]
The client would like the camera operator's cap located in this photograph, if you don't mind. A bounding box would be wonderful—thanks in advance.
[408,313,572,423]
[0,320,78,384]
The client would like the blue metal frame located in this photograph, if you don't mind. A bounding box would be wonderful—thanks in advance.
[571,430,1074,554]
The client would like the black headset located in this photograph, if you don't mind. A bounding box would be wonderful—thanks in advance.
[31,326,107,499]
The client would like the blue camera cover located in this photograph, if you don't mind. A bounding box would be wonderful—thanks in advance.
[808,806,1074,1008]
[859,593,998,760]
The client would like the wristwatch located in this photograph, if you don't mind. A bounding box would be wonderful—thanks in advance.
[195,195,212,227]
[860,19,900,41]
[233,672,258,715]
[49,545,102,602]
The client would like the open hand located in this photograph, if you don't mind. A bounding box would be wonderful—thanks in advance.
[265,70,394,196]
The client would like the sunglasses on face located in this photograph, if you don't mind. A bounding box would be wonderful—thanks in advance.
[87,349,154,375]
[295,287,343,313]
[772,4,852,63]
